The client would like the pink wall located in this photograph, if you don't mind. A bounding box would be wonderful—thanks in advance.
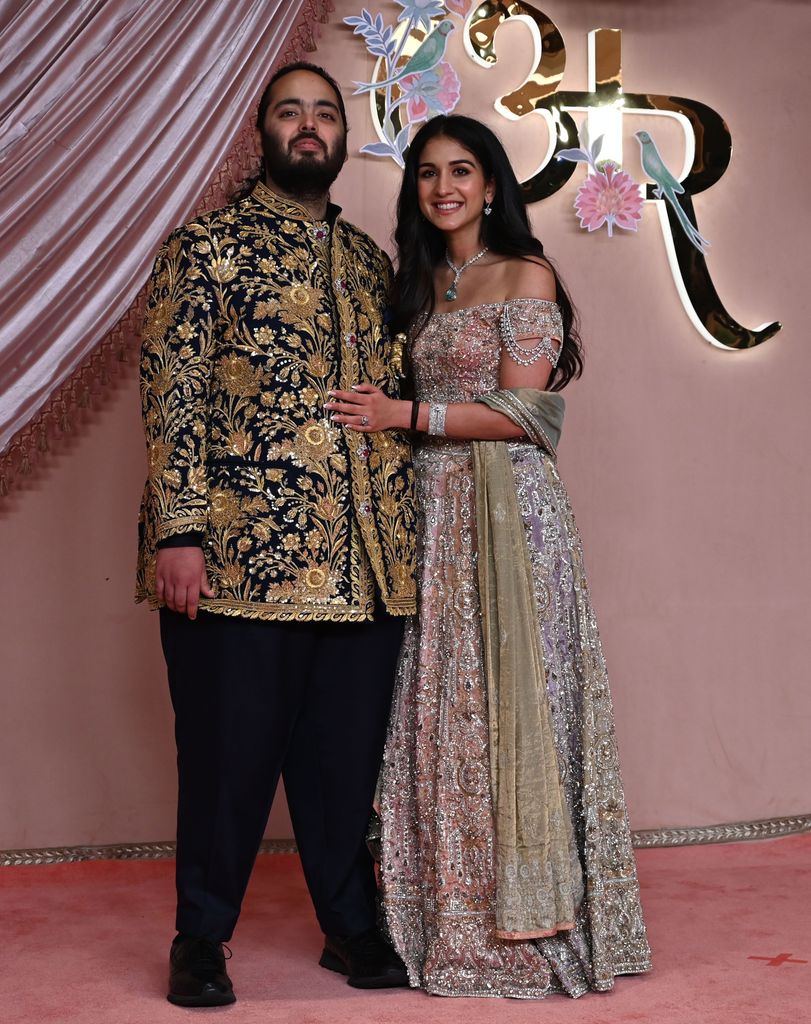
[1,0,809,850]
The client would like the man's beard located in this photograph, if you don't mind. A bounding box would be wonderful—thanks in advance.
[261,129,346,201]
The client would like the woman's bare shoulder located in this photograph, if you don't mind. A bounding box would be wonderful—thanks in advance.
[503,255,556,301]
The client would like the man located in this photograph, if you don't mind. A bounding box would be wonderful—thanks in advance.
[136,62,416,1006]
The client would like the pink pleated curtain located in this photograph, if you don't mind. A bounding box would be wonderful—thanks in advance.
[0,0,333,489]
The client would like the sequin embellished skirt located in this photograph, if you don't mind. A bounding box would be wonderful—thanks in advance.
[378,441,652,998]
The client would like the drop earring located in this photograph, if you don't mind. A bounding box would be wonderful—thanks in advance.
[484,201,492,216]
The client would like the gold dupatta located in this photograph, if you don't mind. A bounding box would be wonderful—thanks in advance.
[472,388,584,938]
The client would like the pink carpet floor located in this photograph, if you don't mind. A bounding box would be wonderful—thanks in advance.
[1,833,809,1024]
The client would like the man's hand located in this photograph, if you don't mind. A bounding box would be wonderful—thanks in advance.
[156,547,215,619]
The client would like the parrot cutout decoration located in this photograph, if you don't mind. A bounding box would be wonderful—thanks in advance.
[344,4,465,167]
[635,131,710,254]
[353,20,455,93]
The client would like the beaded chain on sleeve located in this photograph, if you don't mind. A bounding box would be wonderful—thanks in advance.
[501,299,563,368]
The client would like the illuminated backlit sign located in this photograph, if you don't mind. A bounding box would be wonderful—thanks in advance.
[348,2,781,350]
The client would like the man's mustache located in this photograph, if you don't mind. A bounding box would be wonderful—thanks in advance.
[289,133,326,155]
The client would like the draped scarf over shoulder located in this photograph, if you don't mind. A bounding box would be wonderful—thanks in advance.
[472,388,584,939]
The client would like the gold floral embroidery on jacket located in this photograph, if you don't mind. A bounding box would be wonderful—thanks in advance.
[136,183,417,621]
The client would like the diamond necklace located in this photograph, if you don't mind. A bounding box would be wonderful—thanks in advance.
[444,246,488,302]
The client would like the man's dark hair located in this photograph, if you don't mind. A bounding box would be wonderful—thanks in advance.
[257,61,349,133]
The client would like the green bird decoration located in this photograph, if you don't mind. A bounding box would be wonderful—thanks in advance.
[353,20,455,94]
[635,130,710,254]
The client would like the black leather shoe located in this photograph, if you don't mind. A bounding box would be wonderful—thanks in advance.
[167,934,236,1007]
[319,929,409,989]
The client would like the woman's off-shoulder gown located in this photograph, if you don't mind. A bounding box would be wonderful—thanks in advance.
[378,300,652,998]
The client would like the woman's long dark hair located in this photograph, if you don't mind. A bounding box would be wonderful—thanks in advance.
[392,115,583,391]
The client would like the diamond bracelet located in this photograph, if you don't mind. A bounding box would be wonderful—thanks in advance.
[427,402,448,437]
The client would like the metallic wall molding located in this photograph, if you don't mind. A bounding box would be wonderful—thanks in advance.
[2,816,809,867]
[631,814,811,848]
[0,838,298,868]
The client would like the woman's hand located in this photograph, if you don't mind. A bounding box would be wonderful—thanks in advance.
[324,383,407,431]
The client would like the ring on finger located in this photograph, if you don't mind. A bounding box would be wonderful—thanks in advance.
[360,415,369,426]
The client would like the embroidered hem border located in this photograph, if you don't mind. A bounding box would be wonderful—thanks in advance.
[136,594,417,621]
[494,922,576,940]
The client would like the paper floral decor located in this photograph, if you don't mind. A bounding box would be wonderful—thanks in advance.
[557,130,643,238]
[344,2,471,166]
[344,6,710,257]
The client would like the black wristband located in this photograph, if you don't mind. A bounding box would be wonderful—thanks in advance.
[410,400,420,431]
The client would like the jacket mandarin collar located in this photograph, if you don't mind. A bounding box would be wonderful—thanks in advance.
[251,180,342,227]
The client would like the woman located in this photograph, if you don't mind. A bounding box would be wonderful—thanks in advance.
[324,115,652,998]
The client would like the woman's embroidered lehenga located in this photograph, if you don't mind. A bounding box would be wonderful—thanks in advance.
[378,300,652,998]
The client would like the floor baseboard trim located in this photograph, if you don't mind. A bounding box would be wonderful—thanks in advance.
[2,815,809,866]
[631,814,811,848]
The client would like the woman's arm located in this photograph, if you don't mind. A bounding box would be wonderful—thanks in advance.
[325,260,560,440]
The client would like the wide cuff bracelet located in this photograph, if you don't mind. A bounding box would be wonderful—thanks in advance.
[428,402,448,437]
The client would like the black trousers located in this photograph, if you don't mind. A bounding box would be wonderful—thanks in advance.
[159,607,404,943]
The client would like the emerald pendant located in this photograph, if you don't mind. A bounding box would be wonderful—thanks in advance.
[445,286,457,301]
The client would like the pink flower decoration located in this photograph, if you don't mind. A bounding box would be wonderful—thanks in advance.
[574,163,643,237]
[434,61,461,113]
[446,0,473,15]
[400,74,429,123]
[400,62,461,124]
